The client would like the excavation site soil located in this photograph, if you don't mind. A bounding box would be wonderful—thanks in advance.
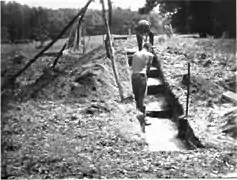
[1,35,237,178]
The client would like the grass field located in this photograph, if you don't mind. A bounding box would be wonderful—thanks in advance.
[1,35,106,60]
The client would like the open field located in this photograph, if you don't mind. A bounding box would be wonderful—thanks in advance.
[1,35,106,59]
[1,34,132,59]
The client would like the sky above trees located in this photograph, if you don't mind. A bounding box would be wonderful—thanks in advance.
[4,0,147,10]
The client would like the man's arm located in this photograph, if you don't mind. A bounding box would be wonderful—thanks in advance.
[146,54,153,75]
[148,30,154,45]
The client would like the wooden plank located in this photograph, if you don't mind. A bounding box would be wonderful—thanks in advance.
[146,98,168,112]
[147,78,163,86]
[125,48,137,53]
[223,91,237,103]
[147,85,165,95]
[144,117,186,151]
[114,36,128,40]
[148,67,163,78]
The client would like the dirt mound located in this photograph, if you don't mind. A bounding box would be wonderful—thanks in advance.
[2,44,132,105]
[37,44,132,103]
[221,108,237,139]
[36,62,117,103]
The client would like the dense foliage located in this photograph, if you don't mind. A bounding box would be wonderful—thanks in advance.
[139,0,236,38]
[1,1,77,42]
[1,1,166,43]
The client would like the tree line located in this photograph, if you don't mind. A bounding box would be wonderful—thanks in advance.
[3,0,233,43]
[1,1,167,43]
[139,0,236,38]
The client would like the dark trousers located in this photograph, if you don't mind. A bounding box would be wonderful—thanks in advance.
[136,31,154,51]
[131,73,147,114]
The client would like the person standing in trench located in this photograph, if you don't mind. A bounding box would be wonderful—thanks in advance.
[131,43,154,128]
[135,20,154,51]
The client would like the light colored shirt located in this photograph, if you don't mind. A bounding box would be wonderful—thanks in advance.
[131,49,153,74]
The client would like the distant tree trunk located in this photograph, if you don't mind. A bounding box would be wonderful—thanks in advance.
[103,34,105,45]
[128,28,131,37]
[82,38,86,54]
[74,4,88,51]
[108,0,112,29]
[82,28,87,54]
[100,0,124,102]
[85,35,91,53]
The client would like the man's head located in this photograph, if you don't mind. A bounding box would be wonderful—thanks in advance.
[143,42,153,52]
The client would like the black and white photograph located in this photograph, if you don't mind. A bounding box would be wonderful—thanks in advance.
[1,0,236,178]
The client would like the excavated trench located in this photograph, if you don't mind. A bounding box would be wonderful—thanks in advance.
[126,48,205,151]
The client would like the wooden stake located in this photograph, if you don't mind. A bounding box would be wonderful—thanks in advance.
[186,62,190,117]
[74,21,82,50]
[100,0,124,101]
[74,1,89,51]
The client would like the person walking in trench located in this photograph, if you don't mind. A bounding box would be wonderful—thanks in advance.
[131,42,154,130]
[135,20,154,51]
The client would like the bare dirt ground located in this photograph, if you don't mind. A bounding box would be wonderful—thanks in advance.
[1,34,237,178]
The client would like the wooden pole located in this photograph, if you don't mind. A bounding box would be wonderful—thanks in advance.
[82,29,86,54]
[67,23,77,49]
[51,43,67,68]
[100,0,124,101]
[128,28,131,37]
[74,18,83,50]
[74,21,82,50]
[108,0,112,29]
[186,62,190,117]
[1,0,93,90]
[74,2,89,51]
[85,35,91,53]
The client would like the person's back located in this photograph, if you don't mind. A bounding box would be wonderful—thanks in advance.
[132,49,153,74]
[135,19,154,50]
[131,43,154,126]
[136,20,151,35]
